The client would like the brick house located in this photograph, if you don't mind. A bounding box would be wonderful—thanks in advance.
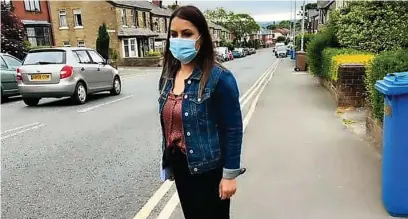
[7,0,54,47]
[145,0,172,54]
[208,22,232,47]
[48,0,165,61]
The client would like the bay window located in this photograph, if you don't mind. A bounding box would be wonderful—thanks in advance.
[123,38,138,58]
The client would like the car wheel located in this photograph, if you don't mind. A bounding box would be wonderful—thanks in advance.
[110,76,121,95]
[23,98,40,106]
[72,82,87,105]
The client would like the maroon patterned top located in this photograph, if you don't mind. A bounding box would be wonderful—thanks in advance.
[162,92,186,153]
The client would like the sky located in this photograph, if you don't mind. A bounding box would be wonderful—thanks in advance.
[162,1,315,22]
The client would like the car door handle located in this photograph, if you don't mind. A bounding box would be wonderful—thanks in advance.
[81,67,85,71]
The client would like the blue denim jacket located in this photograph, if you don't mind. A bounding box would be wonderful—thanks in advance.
[158,65,245,180]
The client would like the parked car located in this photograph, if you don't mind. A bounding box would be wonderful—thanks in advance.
[235,48,245,57]
[275,45,288,58]
[232,50,241,58]
[17,47,121,106]
[1,53,22,100]
[228,51,234,60]
[249,48,256,54]
[216,47,229,61]
[243,47,250,56]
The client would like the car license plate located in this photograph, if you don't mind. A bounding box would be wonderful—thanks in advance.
[31,74,51,81]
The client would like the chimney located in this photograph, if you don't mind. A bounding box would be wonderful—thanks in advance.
[152,0,163,8]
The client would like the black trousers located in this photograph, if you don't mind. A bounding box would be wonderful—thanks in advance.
[169,148,230,219]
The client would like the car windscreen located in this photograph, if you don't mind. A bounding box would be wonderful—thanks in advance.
[23,50,66,65]
[277,46,287,51]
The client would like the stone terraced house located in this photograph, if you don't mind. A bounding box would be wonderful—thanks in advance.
[48,0,172,65]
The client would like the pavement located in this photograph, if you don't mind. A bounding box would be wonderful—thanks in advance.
[1,49,276,218]
[231,59,396,219]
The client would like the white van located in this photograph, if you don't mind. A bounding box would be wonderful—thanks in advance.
[216,47,229,61]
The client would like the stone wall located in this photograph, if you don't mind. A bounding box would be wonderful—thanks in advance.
[366,107,384,152]
[118,57,163,67]
[319,64,366,107]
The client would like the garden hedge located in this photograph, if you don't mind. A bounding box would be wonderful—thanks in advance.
[366,49,408,122]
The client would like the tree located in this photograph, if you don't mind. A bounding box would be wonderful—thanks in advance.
[248,39,254,48]
[277,20,291,29]
[1,2,28,60]
[277,36,286,43]
[205,8,260,43]
[204,7,228,25]
[167,3,179,10]
[96,23,110,60]
[254,39,261,49]
[334,1,408,53]
[305,3,318,10]
[266,21,277,30]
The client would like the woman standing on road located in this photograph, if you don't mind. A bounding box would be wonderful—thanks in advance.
[158,5,245,219]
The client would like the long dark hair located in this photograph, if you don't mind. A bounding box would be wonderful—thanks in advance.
[159,5,215,96]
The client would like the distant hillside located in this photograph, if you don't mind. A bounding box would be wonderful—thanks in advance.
[257,21,282,28]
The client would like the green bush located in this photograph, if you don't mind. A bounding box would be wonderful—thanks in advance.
[306,25,339,77]
[295,33,315,51]
[147,51,161,57]
[109,48,119,60]
[334,1,408,53]
[366,49,408,122]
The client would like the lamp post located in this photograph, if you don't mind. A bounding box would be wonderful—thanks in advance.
[300,0,306,52]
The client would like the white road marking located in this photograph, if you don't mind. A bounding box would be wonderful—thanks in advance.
[241,60,280,109]
[1,123,46,140]
[77,95,134,113]
[133,180,174,219]
[243,60,280,131]
[1,122,40,135]
[239,59,278,103]
[132,59,281,219]
[156,192,180,219]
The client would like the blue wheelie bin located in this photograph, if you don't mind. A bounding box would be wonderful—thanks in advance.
[375,72,408,217]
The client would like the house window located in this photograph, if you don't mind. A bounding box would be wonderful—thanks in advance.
[123,38,137,57]
[121,9,127,26]
[73,9,83,27]
[63,41,70,47]
[142,12,147,28]
[24,0,40,12]
[77,40,85,47]
[149,38,154,51]
[59,10,67,27]
[26,26,51,47]
[130,10,136,27]
[2,0,11,6]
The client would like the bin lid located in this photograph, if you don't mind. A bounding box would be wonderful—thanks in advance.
[376,72,408,95]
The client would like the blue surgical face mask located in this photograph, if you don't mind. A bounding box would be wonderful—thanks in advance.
[169,36,201,64]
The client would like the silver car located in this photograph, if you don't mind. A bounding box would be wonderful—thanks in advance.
[1,53,22,99]
[17,47,121,106]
